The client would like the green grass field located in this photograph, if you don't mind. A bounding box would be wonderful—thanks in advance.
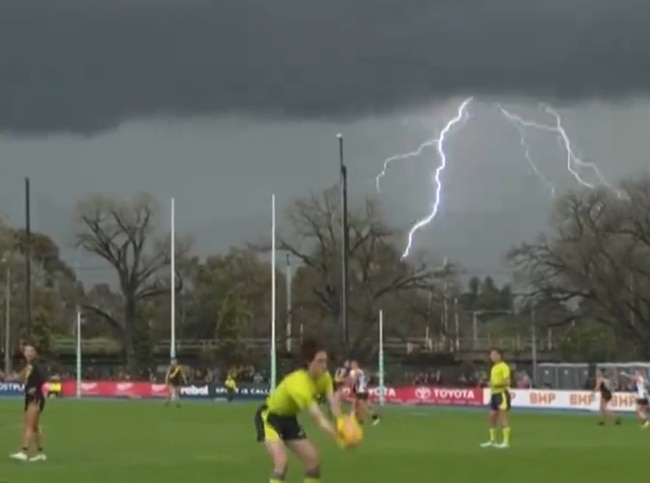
[0,400,645,482]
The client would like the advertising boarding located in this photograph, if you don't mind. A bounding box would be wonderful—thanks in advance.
[54,380,640,413]
[0,382,25,397]
[487,388,638,412]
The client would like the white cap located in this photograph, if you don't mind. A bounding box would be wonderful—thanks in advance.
[336,133,343,139]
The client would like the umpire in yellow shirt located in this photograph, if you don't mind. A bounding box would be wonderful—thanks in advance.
[225,373,237,402]
[253,339,343,483]
[481,348,512,448]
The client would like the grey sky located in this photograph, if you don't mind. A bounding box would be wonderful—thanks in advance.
[1,99,648,282]
[1,0,650,134]
[1,0,649,282]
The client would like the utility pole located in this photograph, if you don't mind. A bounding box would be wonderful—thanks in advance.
[337,133,350,357]
[25,178,32,338]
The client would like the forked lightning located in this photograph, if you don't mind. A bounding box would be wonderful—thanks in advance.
[377,99,619,258]
[376,138,439,193]
[498,105,556,198]
[399,97,473,259]
[498,104,619,195]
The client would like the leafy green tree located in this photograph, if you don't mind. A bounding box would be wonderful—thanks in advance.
[0,222,78,357]
[499,284,513,311]
[558,319,617,362]
[459,276,481,311]
[12,229,77,283]
[477,276,502,311]
[181,248,285,342]
[215,290,252,364]
[31,304,53,354]
[0,218,13,256]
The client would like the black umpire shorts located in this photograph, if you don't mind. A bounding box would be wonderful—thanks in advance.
[25,395,45,413]
[489,392,511,411]
[355,392,369,401]
[254,405,306,442]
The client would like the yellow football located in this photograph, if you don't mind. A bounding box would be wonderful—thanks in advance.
[338,414,363,447]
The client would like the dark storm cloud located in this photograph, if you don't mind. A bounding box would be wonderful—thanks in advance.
[1,0,649,134]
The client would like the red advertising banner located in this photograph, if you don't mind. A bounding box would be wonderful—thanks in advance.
[61,381,482,406]
[60,381,169,398]
[342,386,482,406]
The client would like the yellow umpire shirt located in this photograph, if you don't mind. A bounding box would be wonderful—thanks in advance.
[490,362,511,394]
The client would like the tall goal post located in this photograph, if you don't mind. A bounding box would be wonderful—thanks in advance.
[378,309,385,406]
[270,194,277,391]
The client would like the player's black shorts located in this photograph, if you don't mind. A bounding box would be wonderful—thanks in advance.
[489,392,511,411]
[254,405,305,442]
[636,398,648,406]
[24,394,45,413]
[168,379,181,388]
[355,392,369,401]
[601,391,612,402]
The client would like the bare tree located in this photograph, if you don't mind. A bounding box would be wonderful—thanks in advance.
[274,187,448,359]
[509,177,650,357]
[75,193,188,371]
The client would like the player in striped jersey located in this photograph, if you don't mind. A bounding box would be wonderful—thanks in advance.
[334,360,351,395]
[621,370,649,428]
[349,361,380,426]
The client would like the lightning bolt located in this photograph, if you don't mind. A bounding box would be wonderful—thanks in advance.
[399,97,473,259]
[376,138,438,192]
[378,99,619,261]
[498,105,556,198]
[498,104,620,196]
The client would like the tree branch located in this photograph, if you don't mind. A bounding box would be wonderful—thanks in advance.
[81,304,124,335]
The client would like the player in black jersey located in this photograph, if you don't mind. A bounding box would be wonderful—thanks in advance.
[595,370,620,426]
[10,344,47,462]
[165,359,187,407]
